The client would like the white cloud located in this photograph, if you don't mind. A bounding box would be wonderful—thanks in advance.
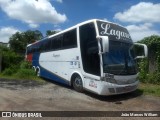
[126,23,153,31]
[114,2,160,41]
[0,0,67,28]
[126,23,160,41]
[114,2,160,23]
[55,0,63,3]
[29,23,39,28]
[0,27,20,43]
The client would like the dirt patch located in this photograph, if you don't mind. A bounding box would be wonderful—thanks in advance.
[0,78,46,90]
[0,78,159,120]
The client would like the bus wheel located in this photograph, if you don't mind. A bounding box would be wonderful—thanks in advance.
[73,75,83,92]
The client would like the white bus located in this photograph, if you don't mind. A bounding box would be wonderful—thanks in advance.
[26,19,148,95]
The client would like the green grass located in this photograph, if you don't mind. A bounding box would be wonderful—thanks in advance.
[0,67,46,84]
[0,74,46,84]
[138,83,160,97]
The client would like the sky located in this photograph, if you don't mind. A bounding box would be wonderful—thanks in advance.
[0,0,160,43]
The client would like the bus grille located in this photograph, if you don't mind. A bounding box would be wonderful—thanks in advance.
[116,85,137,93]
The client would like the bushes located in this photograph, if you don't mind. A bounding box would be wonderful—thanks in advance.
[15,68,36,79]
[139,67,160,85]
[138,58,160,85]
[0,46,36,79]
[138,35,160,85]
[0,46,23,71]
[20,61,32,69]
[2,68,15,76]
[138,59,148,82]
[15,61,36,79]
[2,51,23,69]
[147,72,160,84]
[1,55,36,79]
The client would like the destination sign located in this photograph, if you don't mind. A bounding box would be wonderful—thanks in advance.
[97,21,132,42]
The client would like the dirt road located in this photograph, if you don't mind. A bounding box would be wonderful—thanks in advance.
[0,78,159,120]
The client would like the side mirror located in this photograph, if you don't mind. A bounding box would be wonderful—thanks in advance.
[97,36,109,54]
[134,43,148,59]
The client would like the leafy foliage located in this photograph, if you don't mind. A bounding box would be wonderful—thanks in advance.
[138,59,148,81]
[138,35,160,84]
[15,69,36,79]
[2,67,16,76]
[0,46,23,71]
[20,61,32,69]
[46,30,60,36]
[9,30,43,54]
[1,59,36,79]
[15,61,36,79]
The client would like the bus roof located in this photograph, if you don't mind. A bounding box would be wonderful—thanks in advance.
[27,19,126,47]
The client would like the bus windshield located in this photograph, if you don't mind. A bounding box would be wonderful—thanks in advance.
[102,40,137,75]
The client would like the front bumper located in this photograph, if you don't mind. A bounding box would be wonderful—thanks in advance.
[84,79,139,96]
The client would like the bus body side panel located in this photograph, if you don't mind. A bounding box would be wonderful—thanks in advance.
[32,52,70,85]
[40,66,70,85]
[38,48,81,85]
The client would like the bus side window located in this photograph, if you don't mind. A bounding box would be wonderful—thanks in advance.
[51,35,62,50]
[45,39,51,52]
[63,29,77,49]
[39,41,45,52]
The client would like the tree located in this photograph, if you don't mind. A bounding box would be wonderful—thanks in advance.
[46,30,60,36]
[9,30,43,55]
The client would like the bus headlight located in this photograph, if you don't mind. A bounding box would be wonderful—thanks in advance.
[102,73,117,84]
[105,78,117,84]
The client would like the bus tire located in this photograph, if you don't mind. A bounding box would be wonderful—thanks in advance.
[72,74,83,92]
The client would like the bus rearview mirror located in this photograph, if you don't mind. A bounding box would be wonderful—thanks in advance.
[134,43,148,59]
[97,36,109,54]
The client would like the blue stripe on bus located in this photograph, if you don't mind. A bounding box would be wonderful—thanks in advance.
[32,52,69,86]
[32,52,40,66]
[40,67,70,85]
